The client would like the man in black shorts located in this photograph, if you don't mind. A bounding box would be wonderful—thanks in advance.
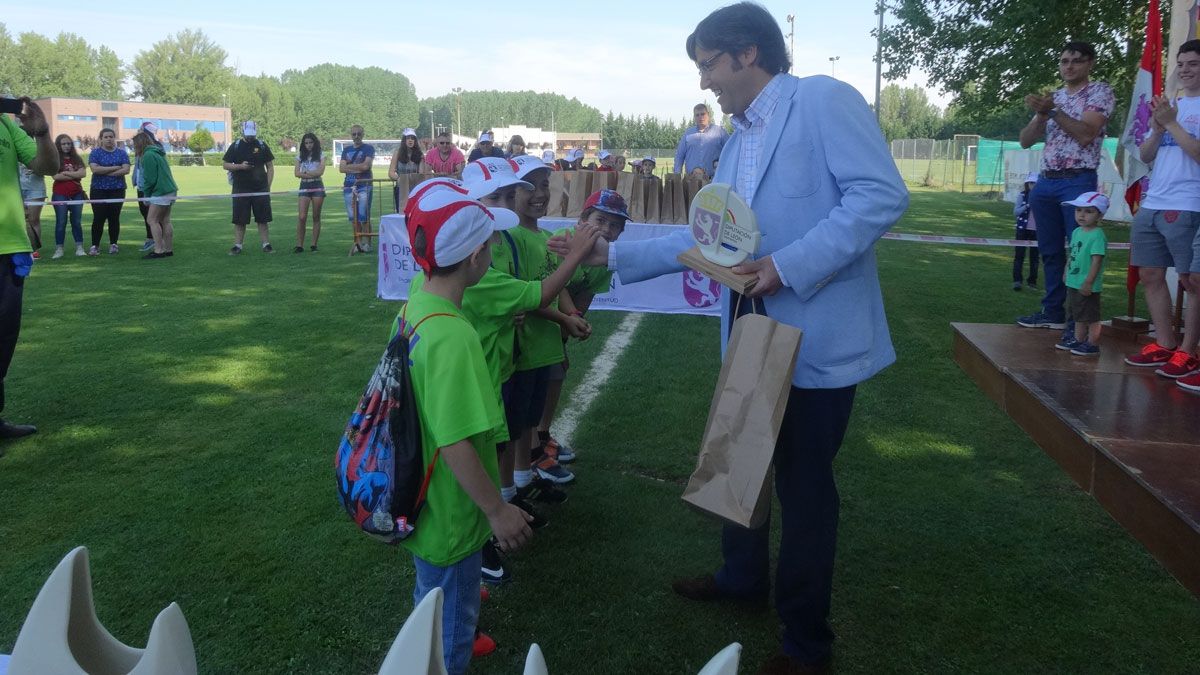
[222,120,275,254]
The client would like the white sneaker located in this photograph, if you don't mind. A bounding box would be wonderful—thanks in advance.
[109,244,119,254]
[87,245,99,256]
[75,245,85,257]
[52,246,64,260]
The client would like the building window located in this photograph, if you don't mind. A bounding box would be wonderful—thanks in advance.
[101,102,118,111]
[57,115,97,121]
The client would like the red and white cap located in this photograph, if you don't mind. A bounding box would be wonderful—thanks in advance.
[510,154,552,180]
[462,157,531,200]
[1061,191,1109,215]
[408,190,518,272]
[404,177,469,235]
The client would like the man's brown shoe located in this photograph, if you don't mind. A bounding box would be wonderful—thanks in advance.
[757,652,831,675]
[671,574,768,607]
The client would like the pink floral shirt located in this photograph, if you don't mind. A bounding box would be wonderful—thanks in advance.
[1041,81,1115,171]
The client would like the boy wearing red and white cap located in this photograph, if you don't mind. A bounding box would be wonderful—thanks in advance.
[395,189,533,675]
[1057,191,1109,355]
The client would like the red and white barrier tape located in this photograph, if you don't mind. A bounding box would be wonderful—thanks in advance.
[880,231,1131,250]
[24,186,334,207]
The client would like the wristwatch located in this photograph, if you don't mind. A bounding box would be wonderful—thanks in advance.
[1047,108,1059,119]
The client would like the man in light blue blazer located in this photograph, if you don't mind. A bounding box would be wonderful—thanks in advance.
[556,4,908,672]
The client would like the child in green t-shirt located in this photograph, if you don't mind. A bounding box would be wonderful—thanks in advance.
[538,189,631,465]
[1057,192,1109,356]
[506,162,593,494]
[397,189,533,674]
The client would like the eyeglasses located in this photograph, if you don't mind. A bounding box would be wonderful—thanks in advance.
[697,51,726,76]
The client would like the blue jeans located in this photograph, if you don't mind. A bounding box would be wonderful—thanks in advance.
[343,184,373,224]
[52,192,85,246]
[714,385,857,665]
[412,549,482,675]
[1029,171,1097,322]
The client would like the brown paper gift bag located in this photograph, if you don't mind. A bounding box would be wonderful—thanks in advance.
[658,174,675,224]
[547,171,568,217]
[643,176,662,223]
[681,312,802,528]
[565,170,595,218]
[684,175,708,213]
[592,169,618,191]
[670,174,688,224]
[616,172,640,221]
[393,174,415,214]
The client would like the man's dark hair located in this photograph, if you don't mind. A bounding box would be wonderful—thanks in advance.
[1063,41,1096,60]
[1179,39,1200,57]
[686,2,790,75]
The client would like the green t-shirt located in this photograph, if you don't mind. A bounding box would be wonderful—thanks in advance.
[0,115,37,255]
[406,267,541,408]
[396,289,503,566]
[512,226,568,371]
[1066,226,1107,293]
[558,227,614,296]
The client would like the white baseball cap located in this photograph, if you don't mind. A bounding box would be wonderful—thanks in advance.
[541,149,555,164]
[510,154,552,180]
[462,158,532,200]
[140,121,159,139]
[1061,191,1110,215]
[598,149,612,160]
[408,190,517,272]
[568,149,583,161]
[243,120,258,136]
[479,132,494,143]
[643,156,656,164]
[402,127,417,137]
[1024,172,1039,183]
[404,177,468,224]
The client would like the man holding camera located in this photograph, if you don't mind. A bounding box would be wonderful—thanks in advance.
[1,97,58,449]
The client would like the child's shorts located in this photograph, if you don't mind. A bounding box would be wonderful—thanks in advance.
[503,366,551,438]
[1067,288,1101,323]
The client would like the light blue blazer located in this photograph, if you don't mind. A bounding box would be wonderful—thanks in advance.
[613,74,909,389]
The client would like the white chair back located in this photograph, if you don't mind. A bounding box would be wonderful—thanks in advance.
[377,587,447,675]
[522,643,549,675]
[9,546,197,675]
[696,642,741,675]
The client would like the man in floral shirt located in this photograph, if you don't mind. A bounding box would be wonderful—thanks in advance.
[1016,41,1115,332]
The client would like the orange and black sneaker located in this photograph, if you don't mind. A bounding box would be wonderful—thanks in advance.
[544,436,576,463]
[1125,342,1175,367]
[1156,350,1200,379]
[532,452,575,484]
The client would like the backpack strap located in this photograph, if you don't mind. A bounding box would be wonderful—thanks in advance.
[499,230,520,278]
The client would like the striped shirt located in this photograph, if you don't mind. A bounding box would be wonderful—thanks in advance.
[731,73,786,206]
[731,73,789,286]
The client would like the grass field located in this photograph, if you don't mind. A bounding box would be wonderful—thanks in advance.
[2,174,1197,674]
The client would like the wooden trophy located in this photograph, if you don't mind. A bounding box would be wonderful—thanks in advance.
[677,183,759,294]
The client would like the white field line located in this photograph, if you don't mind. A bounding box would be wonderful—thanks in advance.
[553,312,644,446]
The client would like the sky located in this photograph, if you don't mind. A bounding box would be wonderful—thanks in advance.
[2,0,947,122]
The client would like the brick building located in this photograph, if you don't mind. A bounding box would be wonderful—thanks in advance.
[33,97,232,149]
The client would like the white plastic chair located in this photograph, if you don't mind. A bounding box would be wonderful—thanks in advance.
[697,642,741,675]
[377,587,447,675]
[522,643,549,675]
[8,546,198,675]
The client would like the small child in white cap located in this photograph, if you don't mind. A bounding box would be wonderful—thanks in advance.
[1057,191,1110,355]
[1012,172,1039,291]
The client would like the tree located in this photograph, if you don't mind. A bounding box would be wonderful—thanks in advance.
[284,64,418,142]
[0,25,125,99]
[878,84,943,141]
[879,0,1151,137]
[417,90,602,138]
[188,126,214,153]
[230,74,300,148]
[129,29,234,105]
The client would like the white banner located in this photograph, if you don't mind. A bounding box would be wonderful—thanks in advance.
[377,214,722,316]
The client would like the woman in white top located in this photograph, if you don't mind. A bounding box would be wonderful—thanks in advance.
[294,132,326,253]
[388,128,423,213]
